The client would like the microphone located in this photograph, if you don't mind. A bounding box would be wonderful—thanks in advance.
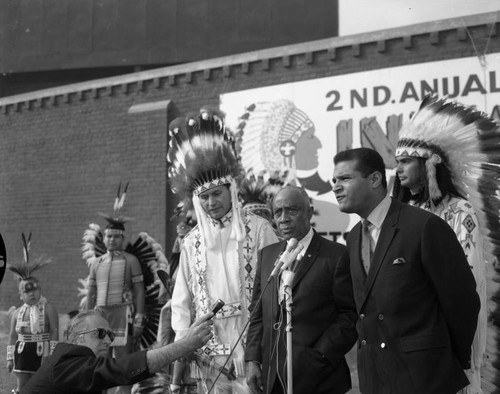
[281,244,304,272]
[281,247,305,289]
[268,238,303,282]
[289,251,304,273]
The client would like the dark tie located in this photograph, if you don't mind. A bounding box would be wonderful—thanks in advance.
[361,219,372,274]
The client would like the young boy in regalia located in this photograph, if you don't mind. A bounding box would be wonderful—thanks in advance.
[7,234,59,394]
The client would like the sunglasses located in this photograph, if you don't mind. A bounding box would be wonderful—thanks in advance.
[76,328,115,342]
[22,282,39,292]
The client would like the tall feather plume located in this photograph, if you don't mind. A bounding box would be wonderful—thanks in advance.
[397,94,500,263]
[117,182,129,211]
[22,232,31,265]
[7,233,49,281]
[99,183,134,228]
[166,107,241,199]
[113,182,122,212]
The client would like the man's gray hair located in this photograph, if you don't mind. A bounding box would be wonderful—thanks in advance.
[66,310,104,343]
[274,185,311,207]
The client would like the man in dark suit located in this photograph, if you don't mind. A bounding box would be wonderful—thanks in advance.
[245,186,358,394]
[21,310,213,394]
[332,147,480,394]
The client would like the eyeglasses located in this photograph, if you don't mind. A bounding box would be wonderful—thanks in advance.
[22,282,39,292]
[75,328,115,342]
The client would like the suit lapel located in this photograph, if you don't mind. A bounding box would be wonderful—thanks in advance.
[291,232,320,288]
[361,199,400,309]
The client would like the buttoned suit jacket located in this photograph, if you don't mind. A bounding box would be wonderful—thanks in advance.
[341,198,480,394]
[21,343,150,394]
[245,232,358,394]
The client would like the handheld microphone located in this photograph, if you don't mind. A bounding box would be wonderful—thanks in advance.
[211,299,225,315]
[268,238,303,281]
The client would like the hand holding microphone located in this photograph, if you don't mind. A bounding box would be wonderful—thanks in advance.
[268,238,304,281]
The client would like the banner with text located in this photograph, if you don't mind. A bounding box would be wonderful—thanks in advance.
[220,54,500,238]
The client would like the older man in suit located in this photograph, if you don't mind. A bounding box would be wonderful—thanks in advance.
[245,186,357,394]
[332,147,480,394]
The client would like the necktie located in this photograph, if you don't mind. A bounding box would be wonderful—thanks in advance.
[361,219,372,274]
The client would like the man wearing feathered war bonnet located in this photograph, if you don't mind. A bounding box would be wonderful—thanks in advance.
[7,234,59,394]
[168,107,278,393]
[393,95,500,394]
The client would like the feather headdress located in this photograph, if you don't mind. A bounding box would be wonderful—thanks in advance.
[167,107,240,197]
[238,172,273,216]
[167,107,245,248]
[395,94,500,263]
[235,99,314,182]
[98,182,133,233]
[7,233,49,281]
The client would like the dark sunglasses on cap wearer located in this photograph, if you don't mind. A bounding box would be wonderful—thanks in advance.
[22,282,39,292]
[75,328,115,342]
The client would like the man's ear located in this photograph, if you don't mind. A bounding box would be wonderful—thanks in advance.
[371,171,383,188]
[307,206,314,221]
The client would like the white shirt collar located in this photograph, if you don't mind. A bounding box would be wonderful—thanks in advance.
[365,195,392,230]
[297,227,314,257]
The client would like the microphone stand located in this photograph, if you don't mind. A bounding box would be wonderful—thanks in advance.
[282,270,295,394]
[207,241,302,394]
[206,278,274,394]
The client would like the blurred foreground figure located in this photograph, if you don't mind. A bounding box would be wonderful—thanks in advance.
[21,310,213,394]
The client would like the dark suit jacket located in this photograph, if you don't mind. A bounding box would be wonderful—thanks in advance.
[21,343,151,394]
[340,198,480,394]
[245,232,358,394]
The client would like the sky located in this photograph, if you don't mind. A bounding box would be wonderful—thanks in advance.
[339,0,500,35]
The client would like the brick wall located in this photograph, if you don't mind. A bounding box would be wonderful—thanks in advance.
[0,13,498,313]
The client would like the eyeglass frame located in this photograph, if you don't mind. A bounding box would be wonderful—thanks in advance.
[74,328,115,342]
[21,282,39,293]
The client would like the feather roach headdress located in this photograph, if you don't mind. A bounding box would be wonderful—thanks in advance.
[395,94,500,263]
[7,233,49,281]
[167,107,245,248]
[98,182,133,234]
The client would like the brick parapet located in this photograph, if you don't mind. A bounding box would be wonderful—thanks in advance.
[0,12,498,112]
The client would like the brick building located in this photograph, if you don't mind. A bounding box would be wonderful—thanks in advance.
[0,11,498,322]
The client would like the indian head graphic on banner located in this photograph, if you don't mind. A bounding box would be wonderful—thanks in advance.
[221,54,500,240]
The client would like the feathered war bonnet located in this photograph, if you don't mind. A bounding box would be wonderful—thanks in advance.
[167,107,245,249]
[235,100,314,184]
[395,94,500,263]
[7,233,49,287]
[98,182,133,235]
